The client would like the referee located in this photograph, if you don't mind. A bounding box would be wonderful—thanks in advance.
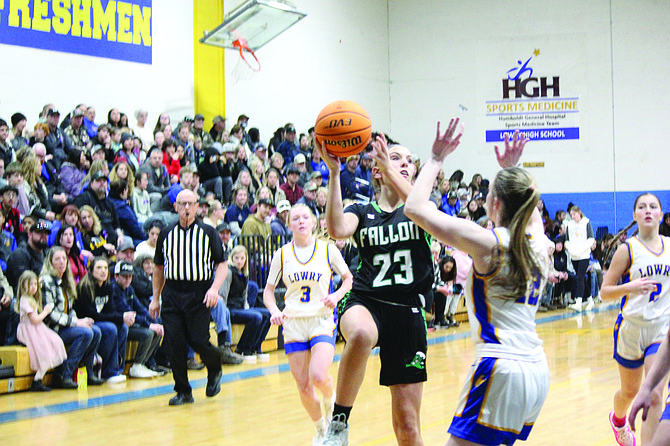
[150,189,227,406]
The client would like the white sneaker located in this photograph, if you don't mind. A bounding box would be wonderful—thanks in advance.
[321,416,348,446]
[129,363,159,378]
[107,374,127,384]
[243,354,257,364]
[313,419,328,446]
[568,298,583,312]
[256,353,270,363]
[609,411,636,446]
[585,297,595,312]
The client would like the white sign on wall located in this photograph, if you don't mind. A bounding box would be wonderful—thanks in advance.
[477,35,588,150]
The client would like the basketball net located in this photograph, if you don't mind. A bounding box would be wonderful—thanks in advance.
[231,38,261,83]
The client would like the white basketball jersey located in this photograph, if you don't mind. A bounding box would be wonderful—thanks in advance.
[268,239,349,318]
[621,236,670,325]
[465,228,550,361]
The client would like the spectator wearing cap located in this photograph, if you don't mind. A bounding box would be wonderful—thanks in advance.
[191,114,215,149]
[217,222,234,250]
[310,170,323,188]
[0,119,14,168]
[289,153,311,188]
[1,185,22,242]
[276,123,298,165]
[7,219,50,292]
[296,181,319,218]
[10,113,28,151]
[311,144,329,186]
[241,198,273,237]
[340,154,369,202]
[83,106,99,139]
[140,146,171,210]
[73,170,124,246]
[109,179,148,243]
[209,115,227,144]
[64,108,91,152]
[44,109,75,169]
[441,190,460,217]
[224,188,251,237]
[270,199,292,237]
[110,260,164,378]
[280,165,304,205]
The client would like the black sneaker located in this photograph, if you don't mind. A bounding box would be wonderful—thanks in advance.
[168,393,194,406]
[52,375,78,389]
[148,364,168,376]
[31,379,52,392]
[206,369,222,397]
[88,376,104,386]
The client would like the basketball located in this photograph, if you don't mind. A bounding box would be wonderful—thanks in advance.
[315,100,372,157]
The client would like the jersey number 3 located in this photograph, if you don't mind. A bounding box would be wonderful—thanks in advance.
[300,286,311,303]
[372,250,414,287]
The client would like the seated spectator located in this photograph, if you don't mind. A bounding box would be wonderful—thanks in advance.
[0,267,15,346]
[110,261,162,378]
[59,149,89,200]
[131,170,152,224]
[315,186,327,216]
[216,222,234,251]
[20,154,54,221]
[276,123,297,165]
[225,188,251,237]
[157,165,196,214]
[265,167,286,206]
[140,146,170,210]
[73,170,124,246]
[79,205,116,259]
[164,140,184,182]
[291,153,310,187]
[0,208,17,272]
[241,198,273,237]
[270,200,292,237]
[249,186,274,217]
[114,133,139,172]
[110,161,135,198]
[73,257,128,383]
[280,165,303,205]
[232,170,256,206]
[441,190,460,216]
[0,120,14,168]
[48,205,90,263]
[78,158,109,196]
[340,154,372,202]
[64,108,91,153]
[10,113,28,152]
[54,225,87,283]
[198,147,225,201]
[42,246,103,388]
[109,179,147,243]
[0,184,22,243]
[270,152,285,179]
[203,200,225,228]
[219,245,271,363]
[296,181,319,218]
[135,221,163,262]
[311,145,329,186]
[7,219,50,292]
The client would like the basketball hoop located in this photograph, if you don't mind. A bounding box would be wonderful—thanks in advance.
[231,37,260,83]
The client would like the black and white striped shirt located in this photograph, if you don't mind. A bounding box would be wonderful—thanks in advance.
[154,220,227,282]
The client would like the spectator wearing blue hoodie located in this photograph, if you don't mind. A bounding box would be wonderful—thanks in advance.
[440,190,460,216]
[108,179,147,243]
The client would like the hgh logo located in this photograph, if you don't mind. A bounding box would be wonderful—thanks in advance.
[502,49,559,99]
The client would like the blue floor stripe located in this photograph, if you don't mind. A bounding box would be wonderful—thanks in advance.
[0,302,619,424]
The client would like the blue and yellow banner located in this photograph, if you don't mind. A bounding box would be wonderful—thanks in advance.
[0,0,152,64]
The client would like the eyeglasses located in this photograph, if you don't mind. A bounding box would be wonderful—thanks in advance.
[176,201,196,208]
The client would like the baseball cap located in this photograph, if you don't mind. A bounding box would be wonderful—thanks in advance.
[475,192,485,200]
[238,114,250,121]
[447,191,458,199]
[257,198,275,207]
[223,142,237,153]
[198,198,211,206]
[47,108,60,117]
[91,170,108,181]
[114,261,134,275]
[216,222,231,233]
[117,238,135,253]
[72,108,84,118]
[276,200,291,213]
[304,182,317,192]
[346,155,359,162]
[285,125,296,133]
[32,219,52,232]
[310,171,322,180]
[0,185,19,196]
[89,144,105,155]
[212,115,226,124]
[194,113,205,121]
[294,154,306,164]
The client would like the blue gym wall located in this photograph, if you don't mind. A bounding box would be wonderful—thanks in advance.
[542,190,670,239]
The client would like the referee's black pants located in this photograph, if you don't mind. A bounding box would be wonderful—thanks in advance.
[161,280,222,396]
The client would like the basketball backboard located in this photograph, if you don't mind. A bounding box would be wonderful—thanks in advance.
[199,0,307,51]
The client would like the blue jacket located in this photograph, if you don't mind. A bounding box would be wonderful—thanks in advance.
[109,196,147,242]
[110,280,155,328]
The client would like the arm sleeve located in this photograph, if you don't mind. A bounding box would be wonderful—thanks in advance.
[42,279,73,328]
[218,267,232,305]
[266,248,283,286]
[153,228,167,266]
[586,222,594,239]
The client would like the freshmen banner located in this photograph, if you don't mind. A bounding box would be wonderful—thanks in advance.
[0,0,152,64]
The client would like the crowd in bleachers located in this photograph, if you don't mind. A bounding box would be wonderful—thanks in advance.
[0,103,643,391]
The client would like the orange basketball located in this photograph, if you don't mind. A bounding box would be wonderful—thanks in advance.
[315,100,372,157]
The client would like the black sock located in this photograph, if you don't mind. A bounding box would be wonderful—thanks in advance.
[332,403,352,425]
[217,331,227,347]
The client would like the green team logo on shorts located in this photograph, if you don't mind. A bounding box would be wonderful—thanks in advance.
[406,351,426,370]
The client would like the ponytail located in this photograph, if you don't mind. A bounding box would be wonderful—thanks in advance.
[488,167,546,300]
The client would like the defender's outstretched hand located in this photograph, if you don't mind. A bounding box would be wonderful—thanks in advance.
[495,130,529,168]
[431,118,464,163]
